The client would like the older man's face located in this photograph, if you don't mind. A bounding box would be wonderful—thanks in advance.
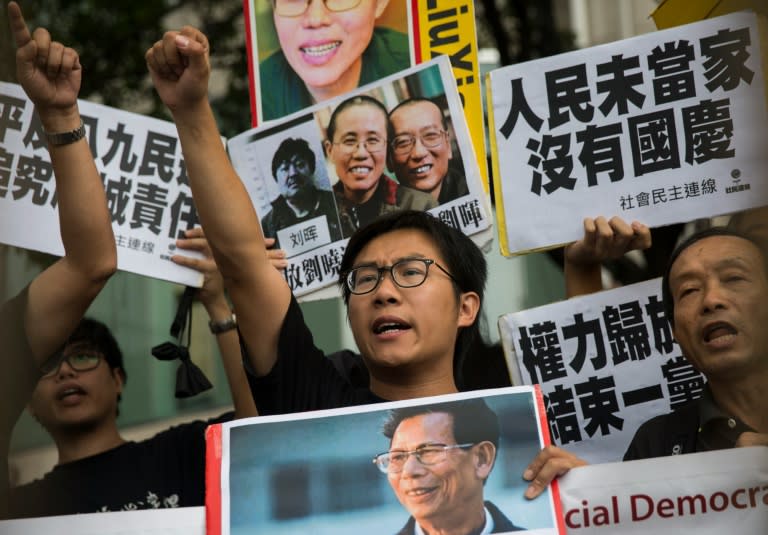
[386,412,486,525]
[669,235,768,379]
[389,102,452,201]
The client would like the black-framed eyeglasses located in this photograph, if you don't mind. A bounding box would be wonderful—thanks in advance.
[332,137,385,155]
[273,0,363,17]
[373,443,475,474]
[41,351,102,378]
[345,258,457,295]
[391,129,447,156]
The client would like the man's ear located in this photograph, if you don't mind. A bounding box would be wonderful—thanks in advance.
[111,368,125,395]
[473,441,496,480]
[457,291,480,328]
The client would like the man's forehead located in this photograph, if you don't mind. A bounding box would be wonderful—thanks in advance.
[391,412,454,443]
[391,102,441,128]
[353,228,441,264]
[670,235,762,280]
[279,155,308,166]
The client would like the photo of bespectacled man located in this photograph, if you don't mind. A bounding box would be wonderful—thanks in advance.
[225,390,559,535]
[374,399,525,534]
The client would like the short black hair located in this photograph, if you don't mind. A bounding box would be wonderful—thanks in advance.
[662,226,767,327]
[64,317,126,381]
[65,318,126,414]
[271,137,316,180]
[382,398,500,451]
[387,97,449,140]
[326,95,388,144]
[339,210,487,387]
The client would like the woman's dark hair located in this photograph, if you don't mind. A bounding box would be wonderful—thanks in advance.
[326,95,388,143]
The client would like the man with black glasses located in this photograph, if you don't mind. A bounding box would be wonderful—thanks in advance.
[374,399,524,534]
[1,2,117,518]
[388,98,469,205]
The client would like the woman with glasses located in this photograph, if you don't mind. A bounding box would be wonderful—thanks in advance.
[260,0,409,121]
[325,95,437,236]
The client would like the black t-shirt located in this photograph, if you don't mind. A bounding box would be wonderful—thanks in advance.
[0,288,38,518]
[8,414,231,518]
[247,295,385,415]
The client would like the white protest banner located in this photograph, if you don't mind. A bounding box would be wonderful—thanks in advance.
[228,56,491,299]
[487,11,768,255]
[206,387,564,535]
[243,0,488,190]
[558,446,768,534]
[0,506,204,534]
[0,82,203,287]
[498,278,705,463]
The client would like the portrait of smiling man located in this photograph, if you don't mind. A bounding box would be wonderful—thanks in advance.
[375,399,524,535]
[388,98,469,205]
[260,136,342,248]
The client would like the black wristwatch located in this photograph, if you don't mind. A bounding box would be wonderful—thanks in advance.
[45,120,86,146]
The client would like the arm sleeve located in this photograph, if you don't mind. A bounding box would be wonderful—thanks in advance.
[244,295,365,414]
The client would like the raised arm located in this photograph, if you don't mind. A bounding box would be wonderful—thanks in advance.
[8,1,116,364]
[564,216,651,298]
[145,27,291,377]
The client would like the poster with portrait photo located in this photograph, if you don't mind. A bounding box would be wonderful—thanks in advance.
[242,0,489,191]
[227,56,492,300]
[205,387,565,535]
[228,115,344,258]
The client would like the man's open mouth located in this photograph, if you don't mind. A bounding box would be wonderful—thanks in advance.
[702,322,737,343]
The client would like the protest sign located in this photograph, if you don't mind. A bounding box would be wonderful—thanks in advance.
[487,11,768,255]
[206,387,563,535]
[242,0,488,189]
[0,506,204,534]
[498,278,705,463]
[0,82,204,287]
[558,446,768,534]
[227,56,491,298]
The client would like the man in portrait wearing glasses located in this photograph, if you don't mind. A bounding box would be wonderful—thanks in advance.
[260,137,343,248]
[388,98,469,205]
[375,399,524,534]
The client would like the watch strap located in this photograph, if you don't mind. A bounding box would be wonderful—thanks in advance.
[208,313,237,334]
[45,120,86,146]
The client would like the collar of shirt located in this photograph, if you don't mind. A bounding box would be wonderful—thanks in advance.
[697,386,754,451]
[414,506,493,535]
